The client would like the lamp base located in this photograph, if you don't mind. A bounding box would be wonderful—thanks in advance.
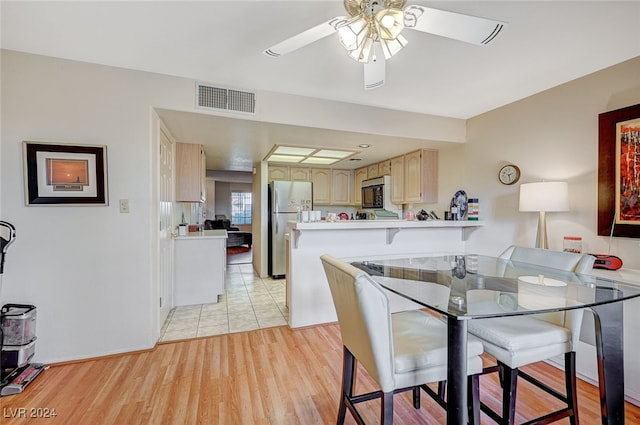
[535,211,548,249]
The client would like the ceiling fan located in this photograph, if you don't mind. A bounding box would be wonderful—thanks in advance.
[264,0,507,90]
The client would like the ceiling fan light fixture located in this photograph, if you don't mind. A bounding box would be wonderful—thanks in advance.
[374,8,404,40]
[379,33,407,59]
[338,15,369,51]
[347,35,374,62]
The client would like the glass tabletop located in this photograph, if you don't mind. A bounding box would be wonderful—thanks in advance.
[351,254,640,320]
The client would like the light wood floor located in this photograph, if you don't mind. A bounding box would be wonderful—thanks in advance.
[2,324,639,424]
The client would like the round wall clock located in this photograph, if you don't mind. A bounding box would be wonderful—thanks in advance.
[498,164,521,185]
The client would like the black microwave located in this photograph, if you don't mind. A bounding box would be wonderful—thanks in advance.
[361,177,385,209]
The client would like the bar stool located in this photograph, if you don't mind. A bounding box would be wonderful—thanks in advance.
[467,245,595,424]
[321,254,485,425]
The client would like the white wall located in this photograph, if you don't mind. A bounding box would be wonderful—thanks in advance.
[0,50,463,362]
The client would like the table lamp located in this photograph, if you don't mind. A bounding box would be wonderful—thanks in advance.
[519,182,569,249]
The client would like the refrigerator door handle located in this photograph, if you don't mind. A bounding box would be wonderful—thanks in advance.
[274,191,278,214]
[275,218,278,234]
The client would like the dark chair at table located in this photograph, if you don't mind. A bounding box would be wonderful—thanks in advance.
[321,254,484,425]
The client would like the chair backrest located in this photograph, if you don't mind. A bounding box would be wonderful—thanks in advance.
[321,254,395,391]
[497,245,596,346]
[499,245,595,274]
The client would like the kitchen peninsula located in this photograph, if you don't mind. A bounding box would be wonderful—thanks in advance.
[174,230,227,306]
[285,219,483,328]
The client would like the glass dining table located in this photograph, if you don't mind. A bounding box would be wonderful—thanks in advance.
[351,253,640,425]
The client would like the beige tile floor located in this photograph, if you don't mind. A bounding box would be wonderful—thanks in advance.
[159,262,288,342]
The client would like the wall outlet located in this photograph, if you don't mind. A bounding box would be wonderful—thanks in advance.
[119,199,130,213]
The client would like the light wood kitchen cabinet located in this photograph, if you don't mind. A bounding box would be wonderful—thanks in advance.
[289,167,310,181]
[331,169,352,205]
[367,163,379,179]
[378,160,391,176]
[311,168,332,205]
[176,142,206,202]
[353,167,369,206]
[390,155,404,204]
[404,149,438,204]
[268,165,289,181]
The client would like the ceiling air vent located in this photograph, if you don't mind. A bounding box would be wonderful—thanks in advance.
[196,83,255,114]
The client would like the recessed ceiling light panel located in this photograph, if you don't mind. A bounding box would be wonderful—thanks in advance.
[266,144,359,165]
[301,157,340,165]
[315,149,353,158]
[268,154,305,163]
[274,146,316,156]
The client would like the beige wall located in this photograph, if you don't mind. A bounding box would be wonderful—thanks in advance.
[463,56,640,267]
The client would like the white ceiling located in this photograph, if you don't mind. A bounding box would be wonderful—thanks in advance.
[3,1,640,171]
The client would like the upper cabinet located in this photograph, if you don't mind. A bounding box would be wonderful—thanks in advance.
[403,149,438,204]
[390,155,404,204]
[331,169,352,205]
[378,160,391,176]
[268,166,289,182]
[176,142,206,202]
[268,166,310,182]
[353,167,369,206]
[367,163,379,179]
[311,168,332,205]
[289,167,311,181]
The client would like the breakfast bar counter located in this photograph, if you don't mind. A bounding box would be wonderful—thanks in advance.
[285,220,483,328]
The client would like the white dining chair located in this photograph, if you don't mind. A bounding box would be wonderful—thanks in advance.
[467,245,595,425]
[320,254,485,425]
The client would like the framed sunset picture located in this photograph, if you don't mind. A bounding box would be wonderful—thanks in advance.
[23,141,108,206]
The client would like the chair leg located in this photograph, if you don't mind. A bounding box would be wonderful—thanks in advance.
[565,351,579,425]
[412,386,420,409]
[437,380,447,399]
[501,365,518,425]
[381,391,394,425]
[468,375,480,425]
[338,346,356,425]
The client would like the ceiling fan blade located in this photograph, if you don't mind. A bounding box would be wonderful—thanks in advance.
[264,16,348,57]
[404,5,507,45]
[364,43,385,90]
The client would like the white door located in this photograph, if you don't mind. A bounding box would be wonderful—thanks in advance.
[159,122,175,325]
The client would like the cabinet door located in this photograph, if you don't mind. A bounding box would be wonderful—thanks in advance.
[404,149,438,204]
[353,167,368,206]
[331,169,352,205]
[176,143,205,202]
[378,160,391,176]
[268,166,289,181]
[289,167,310,181]
[390,155,404,204]
[367,164,379,179]
[419,149,438,203]
[404,150,423,203]
[311,168,332,205]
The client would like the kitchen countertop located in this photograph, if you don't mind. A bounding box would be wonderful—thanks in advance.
[174,229,227,240]
[290,219,484,230]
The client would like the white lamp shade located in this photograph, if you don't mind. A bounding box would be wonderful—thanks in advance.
[519,182,569,212]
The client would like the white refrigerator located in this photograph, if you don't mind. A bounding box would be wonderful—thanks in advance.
[268,180,312,278]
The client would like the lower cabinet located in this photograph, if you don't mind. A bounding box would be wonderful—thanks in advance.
[174,233,226,306]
